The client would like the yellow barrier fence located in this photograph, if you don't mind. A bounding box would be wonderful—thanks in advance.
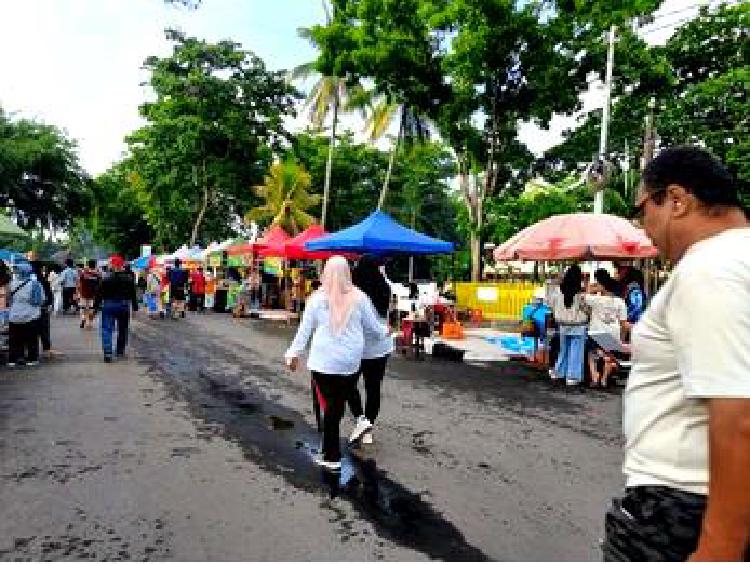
[454,282,542,321]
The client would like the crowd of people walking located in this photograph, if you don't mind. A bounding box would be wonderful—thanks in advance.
[0,145,747,560]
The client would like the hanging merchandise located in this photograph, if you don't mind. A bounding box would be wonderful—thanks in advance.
[263,257,283,277]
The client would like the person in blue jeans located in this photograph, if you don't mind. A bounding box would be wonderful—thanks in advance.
[93,255,138,363]
[549,265,589,387]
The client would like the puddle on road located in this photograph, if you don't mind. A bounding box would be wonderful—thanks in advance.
[132,327,490,561]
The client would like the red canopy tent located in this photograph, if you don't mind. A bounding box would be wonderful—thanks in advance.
[226,225,291,257]
[255,225,292,257]
[282,225,338,260]
[264,225,359,260]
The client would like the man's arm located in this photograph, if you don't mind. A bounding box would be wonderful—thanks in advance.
[691,398,750,561]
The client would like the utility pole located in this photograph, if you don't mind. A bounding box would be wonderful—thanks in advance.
[641,97,657,171]
[595,25,616,214]
[624,139,631,203]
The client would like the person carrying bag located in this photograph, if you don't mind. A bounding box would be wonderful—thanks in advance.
[7,263,44,367]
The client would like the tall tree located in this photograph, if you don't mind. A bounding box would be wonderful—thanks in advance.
[79,160,154,257]
[542,3,748,203]
[0,107,91,234]
[659,3,749,189]
[309,0,661,280]
[128,30,299,247]
[308,0,450,210]
[358,95,432,209]
[290,131,458,281]
[245,159,321,235]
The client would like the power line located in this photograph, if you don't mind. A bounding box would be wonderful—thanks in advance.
[649,2,705,20]
[646,0,744,23]
[638,17,692,35]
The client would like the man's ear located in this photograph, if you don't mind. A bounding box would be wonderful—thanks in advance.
[667,184,691,218]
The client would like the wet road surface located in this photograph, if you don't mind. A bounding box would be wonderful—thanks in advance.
[0,314,624,560]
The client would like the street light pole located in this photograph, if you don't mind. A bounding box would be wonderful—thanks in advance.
[595,25,616,214]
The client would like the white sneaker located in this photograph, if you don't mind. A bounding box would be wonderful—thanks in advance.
[6,362,16,367]
[26,361,40,367]
[566,379,580,386]
[314,456,341,472]
[361,431,373,445]
[348,415,373,444]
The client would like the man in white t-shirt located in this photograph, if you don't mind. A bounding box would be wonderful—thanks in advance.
[603,146,750,561]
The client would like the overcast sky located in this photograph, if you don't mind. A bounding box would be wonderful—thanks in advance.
[0,0,711,176]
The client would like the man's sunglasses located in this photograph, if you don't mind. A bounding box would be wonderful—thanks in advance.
[629,189,666,225]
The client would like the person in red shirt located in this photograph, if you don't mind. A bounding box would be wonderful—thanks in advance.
[77,259,102,329]
[190,266,207,313]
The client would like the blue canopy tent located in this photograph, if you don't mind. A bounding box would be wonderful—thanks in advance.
[305,210,454,255]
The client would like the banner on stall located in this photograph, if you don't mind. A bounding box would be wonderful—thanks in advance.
[263,257,282,276]
[208,252,223,268]
[226,255,244,267]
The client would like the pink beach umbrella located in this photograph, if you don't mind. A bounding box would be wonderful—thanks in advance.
[494,213,658,261]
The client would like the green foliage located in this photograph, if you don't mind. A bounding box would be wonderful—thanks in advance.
[81,162,154,258]
[126,30,299,247]
[290,133,457,238]
[310,0,450,115]
[0,107,91,232]
[306,0,661,279]
[542,3,749,199]
[290,132,459,280]
[290,132,388,230]
[663,3,749,91]
[246,159,321,235]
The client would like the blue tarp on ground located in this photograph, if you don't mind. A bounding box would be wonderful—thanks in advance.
[0,249,29,264]
[485,335,537,356]
[305,210,454,255]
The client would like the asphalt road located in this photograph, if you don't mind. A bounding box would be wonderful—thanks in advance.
[0,313,625,561]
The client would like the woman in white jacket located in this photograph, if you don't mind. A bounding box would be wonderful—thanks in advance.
[285,256,389,472]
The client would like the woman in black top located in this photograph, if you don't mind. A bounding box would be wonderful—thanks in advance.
[347,255,393,445]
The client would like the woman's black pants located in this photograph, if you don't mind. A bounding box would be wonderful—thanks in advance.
[311,371,357,462]
[347,355,389,423]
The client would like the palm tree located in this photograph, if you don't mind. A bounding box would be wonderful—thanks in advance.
[290,4,361,230]
[362,96,431,209]
[245,160,321,235]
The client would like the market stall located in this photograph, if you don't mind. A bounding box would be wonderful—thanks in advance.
[487,212,658,368]
[307,210,455,357]
[305,210,453,255]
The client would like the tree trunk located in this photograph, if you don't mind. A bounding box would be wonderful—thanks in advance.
[471,231,481,282]
[469,173,484,282]
[377,105,403,210]
[321,86,339,229]
[190,160,209,247]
